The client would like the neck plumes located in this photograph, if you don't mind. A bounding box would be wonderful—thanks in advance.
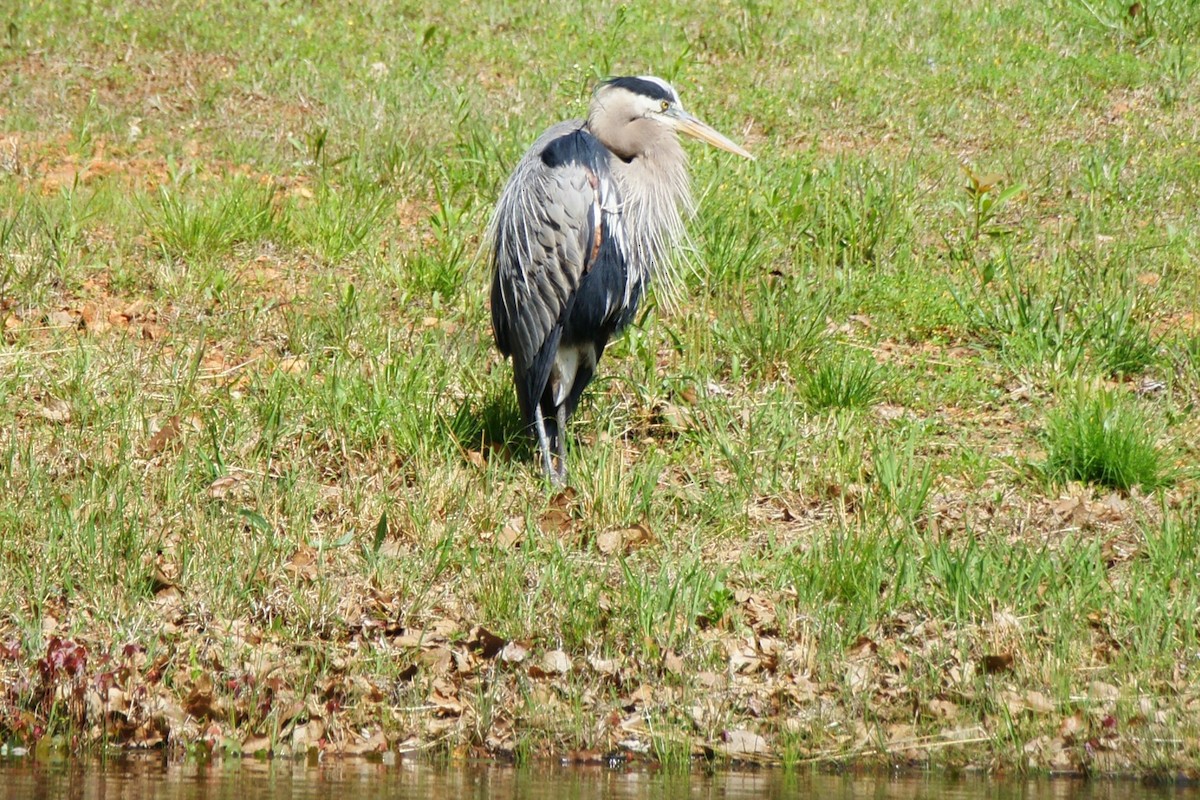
[608,133,693,300]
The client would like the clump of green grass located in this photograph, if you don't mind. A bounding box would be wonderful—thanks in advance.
[144,174,282,262]
[291,182,390,264]
[1087,293,1160,377]
[872,427,935,527]
[800,350,882,411]
[719,282,827,380]
[1044,388,1171,492]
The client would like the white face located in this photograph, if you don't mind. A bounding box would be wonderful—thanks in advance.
[594,76,754,160]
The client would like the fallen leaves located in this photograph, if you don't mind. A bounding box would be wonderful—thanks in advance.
[535,649,571,677]
[37,398,71,424]
[145,415,184,455]
[1000,689,1055,716]
[206,474,246,499]
[499,641,529,664]
[596,523,654,555]
[717,729,770,759]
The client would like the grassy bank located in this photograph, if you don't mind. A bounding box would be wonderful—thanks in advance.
[2,0,1199,774]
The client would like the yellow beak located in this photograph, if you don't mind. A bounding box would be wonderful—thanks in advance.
[670,110,755,160]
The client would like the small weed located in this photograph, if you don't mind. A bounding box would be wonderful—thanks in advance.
[872,427,935,527]
[951,253,1076,363]
[800,350,882,411]
[622,559,728,658]
[804,160,909,273]
[946,168,1024,264]
[1043,387,1171,491]
[1087,292,1160,376]
[145,174,281,262]
[950,251,1162,375]
[719,282,827,380]
[291,182,389,264]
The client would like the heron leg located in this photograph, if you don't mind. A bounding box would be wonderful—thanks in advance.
[553,403,569,484]
[531,404,560,485]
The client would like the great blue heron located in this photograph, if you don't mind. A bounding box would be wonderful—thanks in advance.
[489,75,753,484]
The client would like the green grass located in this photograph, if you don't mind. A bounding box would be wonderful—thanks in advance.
[1044,387,1172,491]
[800,350,883,411]
[0,0,1199,775]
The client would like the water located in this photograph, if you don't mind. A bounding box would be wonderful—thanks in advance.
[0,757,1195,799]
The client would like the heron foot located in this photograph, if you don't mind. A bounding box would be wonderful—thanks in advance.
[547,453,568,487]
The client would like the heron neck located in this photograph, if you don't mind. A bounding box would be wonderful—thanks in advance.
[611,135,693,289]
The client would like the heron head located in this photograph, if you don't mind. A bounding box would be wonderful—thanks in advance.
[591,76,754,161]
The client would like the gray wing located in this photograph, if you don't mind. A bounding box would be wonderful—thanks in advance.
[489,121,616,408]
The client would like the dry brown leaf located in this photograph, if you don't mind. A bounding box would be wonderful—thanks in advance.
[38,398,72,424]
[146,415,182,455]
[46,309,77,329]
[539,507,572,535]
[207,475,243,499]
[80,304,110,335]
[1089,681,1119,702]
[1059,711,1085,739]
[949,660,975,686]
[655,401,689,432]
[469,626,507,659]
[740,593,777,633]
[500,641,529,664]
[622,684,653,709]
[846,635,876,660]
[718,729,770,758]
[1002,689,1054,716]
[845,661,873,694]
[982,653,1014,674]
[621,523,654,548]
[284,547,319,581]
[1026,691,1055,714]
[597,523,654,555]
[663,650,684,676]
[885,647,910,671]
[141,322,166,340]
[729,644,761,674]
[928,698,959,720]
[539,649,571,675]
[276,355,307,375]
[184,675,218,720]
[37,400,71,424]
[596,529,623,555]
[496,517,524,549]
[430,678,462,716]
[242,734,272,755]
[342,729,388,755]
[420,646,453,675]
[587,655,619,676]
[291,718,324,750]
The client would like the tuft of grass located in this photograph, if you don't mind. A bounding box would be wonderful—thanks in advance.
[145,173,282,262]
[800,350,883,411]
[1087,292,1160,377]
[718,282,827,381]
[1043,388,1171,491]
[291,182,391,264]
[872,427,935,528]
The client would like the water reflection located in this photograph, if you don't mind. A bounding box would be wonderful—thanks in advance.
[0,756,1194,799]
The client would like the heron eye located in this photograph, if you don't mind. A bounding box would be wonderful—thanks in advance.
[660,100,669,111]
